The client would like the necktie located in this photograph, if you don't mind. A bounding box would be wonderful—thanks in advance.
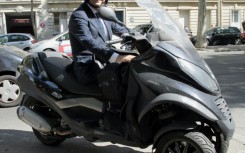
[95,13,106,36]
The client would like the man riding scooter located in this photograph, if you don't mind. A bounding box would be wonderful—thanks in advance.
[69,0,135,85]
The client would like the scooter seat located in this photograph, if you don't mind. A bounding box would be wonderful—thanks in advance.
[37,52,103,97]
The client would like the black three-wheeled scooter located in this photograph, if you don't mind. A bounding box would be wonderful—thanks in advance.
[16,0,234,152]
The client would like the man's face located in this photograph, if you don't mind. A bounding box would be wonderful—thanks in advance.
[88,0,104,7]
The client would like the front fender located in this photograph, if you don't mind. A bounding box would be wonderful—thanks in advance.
[138,93,219,123]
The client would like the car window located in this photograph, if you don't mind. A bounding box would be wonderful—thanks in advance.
[223,29,230,33]
[133,25,143,31]
[22,35,30,41]
[63,33,69,40]
[56,33,69,41]
[142,25,151,34]
[228,27,240,33]
[214,28,225,34]
[137,25,151,34]
[9,35,23,42]
[0,36,8,43]
[148,25,155,33]
[206,29,214,35]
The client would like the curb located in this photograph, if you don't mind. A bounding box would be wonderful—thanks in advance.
[196,45,245,52]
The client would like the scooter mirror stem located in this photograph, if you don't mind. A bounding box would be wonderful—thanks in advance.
[98,6,130,33]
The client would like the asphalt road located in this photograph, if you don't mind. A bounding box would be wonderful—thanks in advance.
[0,51,245,153]
[199,51,245,153]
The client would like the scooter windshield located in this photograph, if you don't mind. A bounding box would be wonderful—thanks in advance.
[135,0,200,61]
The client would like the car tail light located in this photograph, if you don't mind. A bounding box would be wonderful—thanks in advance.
[241,33,245,38]
[31,40,37,44]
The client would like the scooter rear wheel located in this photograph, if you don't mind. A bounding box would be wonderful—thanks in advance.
[155,131,216,153]
[33,128,66,146]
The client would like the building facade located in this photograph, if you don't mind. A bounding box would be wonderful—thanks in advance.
[0,0,245,40]
[0,0,41,36]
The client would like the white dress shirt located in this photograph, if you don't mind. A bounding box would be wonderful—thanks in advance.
[87,4,119,63]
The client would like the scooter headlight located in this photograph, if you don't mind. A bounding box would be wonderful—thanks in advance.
[178,58,219,91]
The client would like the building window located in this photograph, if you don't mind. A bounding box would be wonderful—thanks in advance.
[179,10,190,28]
[231,10,240,28]
[53,13,60,35]
[232,10,239,23]
[115,10,125,23]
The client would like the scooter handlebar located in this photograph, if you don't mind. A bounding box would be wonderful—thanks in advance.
[106,38,123,45]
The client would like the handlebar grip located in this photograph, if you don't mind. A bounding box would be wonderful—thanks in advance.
[106,38,123,45]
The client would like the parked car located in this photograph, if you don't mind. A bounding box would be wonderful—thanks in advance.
[190,26,242,46]
[0,45,28,107]
[29,31,127,57]
[133,23,155,35]
[133,23,193,37]
[0,33,37,51]
[29,31,72,56]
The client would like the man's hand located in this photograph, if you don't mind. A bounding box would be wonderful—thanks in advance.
[116,55,136,63]
[121,33,136,43]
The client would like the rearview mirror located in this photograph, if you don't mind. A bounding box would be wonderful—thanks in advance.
[98,6,124,26]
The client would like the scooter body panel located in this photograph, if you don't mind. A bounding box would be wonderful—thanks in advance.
[18,60,105,137]
[129,48,234,141]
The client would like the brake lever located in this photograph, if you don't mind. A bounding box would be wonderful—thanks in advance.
[120,40,133,51]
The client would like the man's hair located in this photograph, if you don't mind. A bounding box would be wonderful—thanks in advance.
[84,0,108,5]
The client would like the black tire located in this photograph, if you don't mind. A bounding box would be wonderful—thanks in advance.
[155,131,216,153]
[234,39,241,45]
[33,128,66,146]
[44,49,55,52]
[206,39,210,46]
[212,40,219,46]
[23,47,30,51]
[219,140,229,153]
[0,75,24,107]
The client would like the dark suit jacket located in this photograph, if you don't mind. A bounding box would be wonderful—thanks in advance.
[68,3,128,84]
[69,3,128,63]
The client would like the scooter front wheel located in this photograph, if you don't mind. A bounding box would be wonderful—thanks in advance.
[155,131,216,153]
[33,128,66,146]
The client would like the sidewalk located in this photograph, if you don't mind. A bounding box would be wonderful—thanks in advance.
[227,108,245,153]
[196,44,245,52]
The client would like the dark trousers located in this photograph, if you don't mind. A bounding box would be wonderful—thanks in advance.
[74,61,128,104]
[73,61,102,85]
[97,63,129,105]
